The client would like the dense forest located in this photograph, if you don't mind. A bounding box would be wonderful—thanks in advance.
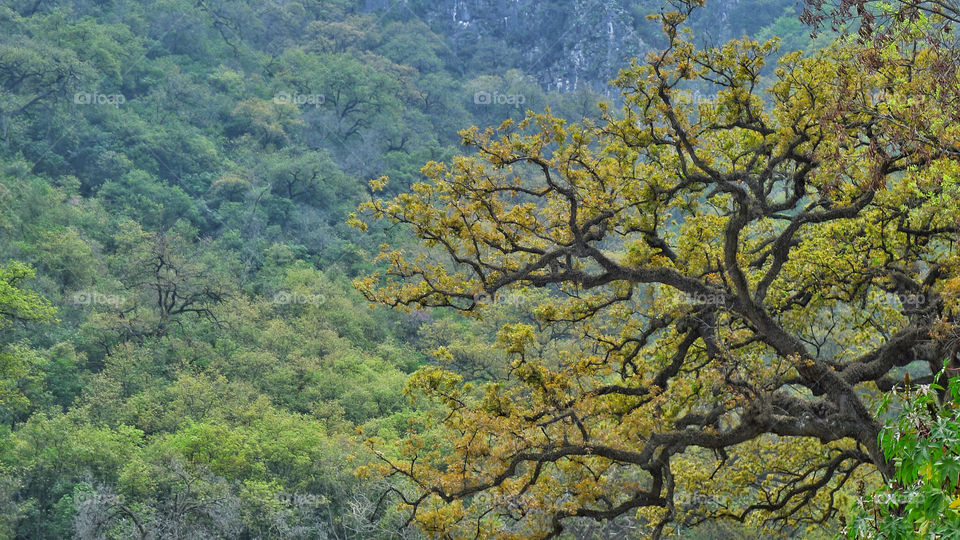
[1,0,958,538]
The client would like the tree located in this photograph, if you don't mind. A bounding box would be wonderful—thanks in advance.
[800,0,960,157]
[0,37,88,148]
[0,262,54,328]
[86,220,230,348]
[273,49,405,144]
[351,6,960,538]
[801,0,959,42]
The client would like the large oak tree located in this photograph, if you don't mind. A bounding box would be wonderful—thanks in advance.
[353,4,960,538]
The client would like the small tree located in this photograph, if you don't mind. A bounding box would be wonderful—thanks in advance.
[0,262,55,328]
[846,371,960,538]
[0,262,54,420]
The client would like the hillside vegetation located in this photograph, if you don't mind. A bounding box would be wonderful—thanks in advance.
[1,0,957,539]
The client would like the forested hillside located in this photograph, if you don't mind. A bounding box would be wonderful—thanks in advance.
[1,0,958,538]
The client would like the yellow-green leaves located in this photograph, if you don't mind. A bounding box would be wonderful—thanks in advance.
[0,262,56,328]
[496,323,536,355]
[353,6,960,537]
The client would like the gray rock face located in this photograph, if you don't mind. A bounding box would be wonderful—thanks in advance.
[408,0,642,92]
[369,0,790,92]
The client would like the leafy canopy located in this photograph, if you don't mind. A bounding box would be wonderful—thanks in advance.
[0,262,54,328]
[352,5,960,538]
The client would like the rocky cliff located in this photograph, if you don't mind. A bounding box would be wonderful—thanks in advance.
[367,0,792,92]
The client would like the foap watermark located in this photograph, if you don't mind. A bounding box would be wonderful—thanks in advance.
[273,492,328,508]
[473,90,526,106]
[683,291,728,305]
[473,290,528,308]
[690,89,718,105]
[72,291,125,308]
[272,291,326,306]
[274,91,325,108]
[471,491,527,513]
[674,492,732,507]
[869,290,928,309]
[74,492,124,508]
[662,291,728,308]
[73,91,126,107]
